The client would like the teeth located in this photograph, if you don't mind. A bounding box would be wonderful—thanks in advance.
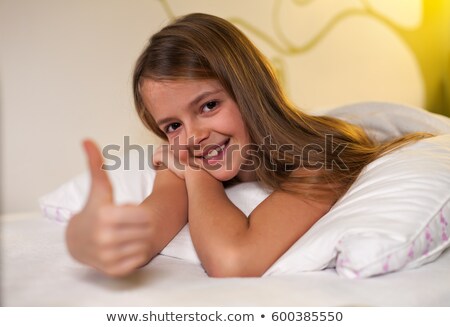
[208,149,219,157]
[203,143,226,159]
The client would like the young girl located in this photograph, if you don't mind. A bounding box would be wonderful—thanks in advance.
[66,13,429,278]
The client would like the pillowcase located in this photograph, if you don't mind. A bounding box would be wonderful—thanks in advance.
[39,149,156,222]
[264,135,450,278]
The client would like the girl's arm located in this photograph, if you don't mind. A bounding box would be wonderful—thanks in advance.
[184,168,331,277]
[138,168,188,254]
[66,140,187,277]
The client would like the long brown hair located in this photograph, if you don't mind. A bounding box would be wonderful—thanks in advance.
[133,13,431,202]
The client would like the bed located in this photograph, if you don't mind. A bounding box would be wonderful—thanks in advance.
[2,211,450,307]
[2,102,450,306]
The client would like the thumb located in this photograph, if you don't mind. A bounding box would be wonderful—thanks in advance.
[82,139,114,206]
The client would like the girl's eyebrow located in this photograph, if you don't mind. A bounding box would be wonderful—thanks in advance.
[156,116,177,127]
[155,89,223,126]
[189,89,222,108]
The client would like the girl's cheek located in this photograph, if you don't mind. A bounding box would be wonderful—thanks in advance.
[169,135,189,162]
[176,148,189,163]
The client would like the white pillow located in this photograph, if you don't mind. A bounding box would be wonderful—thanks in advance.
[40,135,450,278]
[264,135,450,277]
[39,150,156,222]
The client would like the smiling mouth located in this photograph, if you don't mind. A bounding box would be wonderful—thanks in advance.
[199,139,230,160]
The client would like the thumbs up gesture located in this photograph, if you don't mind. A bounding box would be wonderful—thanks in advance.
[65,140,153,277]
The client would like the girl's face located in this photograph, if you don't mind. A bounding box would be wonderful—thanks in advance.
[141,79,255,182]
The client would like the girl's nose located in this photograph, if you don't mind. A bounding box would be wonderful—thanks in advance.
[186,124,209,147]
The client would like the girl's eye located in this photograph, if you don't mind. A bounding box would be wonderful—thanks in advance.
[165,122,181,133]
[202,101,218,113]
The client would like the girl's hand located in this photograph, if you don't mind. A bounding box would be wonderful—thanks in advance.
[65,140,154,277]
[152,143,199,179]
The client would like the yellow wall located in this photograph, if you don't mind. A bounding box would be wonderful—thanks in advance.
[444,1,450,116]
[161,0,449,115]
[404,0,449,116]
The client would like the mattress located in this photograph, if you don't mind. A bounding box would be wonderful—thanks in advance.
[2,212,450,306]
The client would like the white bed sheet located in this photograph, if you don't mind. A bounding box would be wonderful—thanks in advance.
[2,212,450,306]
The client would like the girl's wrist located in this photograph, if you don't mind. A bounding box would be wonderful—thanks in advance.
[184,164,206,180]
[185,165,222,189]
